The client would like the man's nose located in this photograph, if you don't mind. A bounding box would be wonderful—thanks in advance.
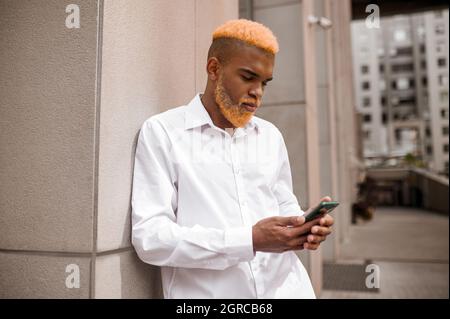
[249,84,263,101]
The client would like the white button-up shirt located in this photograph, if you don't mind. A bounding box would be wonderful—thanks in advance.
[131,94,315,299]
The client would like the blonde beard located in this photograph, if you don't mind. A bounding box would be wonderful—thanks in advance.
[214,78,255,128]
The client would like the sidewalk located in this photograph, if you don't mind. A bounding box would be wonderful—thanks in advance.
[320,207,449,299]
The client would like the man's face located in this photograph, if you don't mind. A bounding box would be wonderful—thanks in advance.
[214,45,274,128]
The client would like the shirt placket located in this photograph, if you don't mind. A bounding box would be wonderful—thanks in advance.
[229,136,249,225]
[230,131,262,298]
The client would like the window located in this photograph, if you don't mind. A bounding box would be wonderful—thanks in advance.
[381,96,387,106]
[422,76,428,87]
[435,24,445,35]
[439,75,448,86]
[425,127,432,137]
[362,82,370,90]
[379,64,385,73]
[391,81,397,89]
[396,78,410,90]
[419,44,425,54]
[397,47,413,56]
[364,130,371,139]
[392,63,414,72]
[441,109,449,119]
[363,97,371,107]
[421,60,427,69]
[391,96,399,106]
[417,27,425,40]
[426,145,433,155]
[443,144,449,153]
[394,129,402,141]
[436,39,446,51]
[382,112,387,124]
[438,58,447,67]
[443,126,449,136]
[394,30,407,42]
[398,96,416,106]
[441,91,449,103]
[361,65,369,74]
[363,114,372,123]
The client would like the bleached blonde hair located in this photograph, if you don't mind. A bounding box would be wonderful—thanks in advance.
[212,19,279,54]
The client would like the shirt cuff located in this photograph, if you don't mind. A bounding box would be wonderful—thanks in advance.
[224,226,255,262]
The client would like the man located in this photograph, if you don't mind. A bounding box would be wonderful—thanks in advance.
[131,19,334,299]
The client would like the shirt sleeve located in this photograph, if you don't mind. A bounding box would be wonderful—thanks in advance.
[131,119,255,271]
[271,129,305,217]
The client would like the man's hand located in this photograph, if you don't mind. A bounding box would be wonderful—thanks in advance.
[303,196,334,251]
[252,215,322,253]
[303,214,333,250]
[252,196,335,253]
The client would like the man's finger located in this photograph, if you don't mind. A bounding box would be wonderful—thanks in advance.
[304,242,320,250]
[320,196,332,202]
[311,225,332,236]
[277,215,305,227]
[307,234,325,244]
[289,235,308,247]
[320,214,334,226]
[288,217,322,237]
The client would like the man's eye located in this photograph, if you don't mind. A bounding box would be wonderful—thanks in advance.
[241,75,253,81]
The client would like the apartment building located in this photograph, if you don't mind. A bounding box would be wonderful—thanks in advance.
[352,9,449,175]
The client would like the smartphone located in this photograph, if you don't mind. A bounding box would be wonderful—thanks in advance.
[304,201,339,223]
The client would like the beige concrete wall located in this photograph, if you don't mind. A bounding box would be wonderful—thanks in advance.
[1,0,238,298]
[0,0,98,253]
[0,0,99,298]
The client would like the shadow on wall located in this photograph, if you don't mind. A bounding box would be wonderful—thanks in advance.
[119,251,164,298]
[120,128,163,299]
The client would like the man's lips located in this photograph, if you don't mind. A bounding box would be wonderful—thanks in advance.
[241,102,258,112]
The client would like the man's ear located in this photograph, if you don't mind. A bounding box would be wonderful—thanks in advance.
[206,57,220,82]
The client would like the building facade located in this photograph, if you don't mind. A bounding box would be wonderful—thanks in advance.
[352,9,449,176]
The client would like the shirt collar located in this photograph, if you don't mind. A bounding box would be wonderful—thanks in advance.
[184,93,259,133]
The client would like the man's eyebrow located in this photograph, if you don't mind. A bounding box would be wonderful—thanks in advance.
[239,68,273,82]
